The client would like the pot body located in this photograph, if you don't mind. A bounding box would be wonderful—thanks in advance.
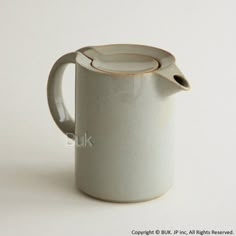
[75,65,175,202]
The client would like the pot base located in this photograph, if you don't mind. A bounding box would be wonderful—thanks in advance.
[77,186,172,203]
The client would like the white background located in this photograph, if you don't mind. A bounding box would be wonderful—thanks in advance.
[0,0,236,235]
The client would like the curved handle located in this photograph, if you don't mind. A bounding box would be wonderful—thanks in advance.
[47,52,77,139]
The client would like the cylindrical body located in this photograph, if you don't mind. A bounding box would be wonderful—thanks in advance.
[75,65,175,202]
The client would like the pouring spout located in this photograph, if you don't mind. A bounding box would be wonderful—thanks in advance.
[154,63,190,95]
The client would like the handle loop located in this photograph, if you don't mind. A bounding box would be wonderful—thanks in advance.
[47,52,77,139]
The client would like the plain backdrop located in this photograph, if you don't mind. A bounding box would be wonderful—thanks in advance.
[0,0,236,235]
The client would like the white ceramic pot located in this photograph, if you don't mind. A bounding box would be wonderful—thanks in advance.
[47,44,190,202]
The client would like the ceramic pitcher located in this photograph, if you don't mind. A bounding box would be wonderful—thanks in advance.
[47,44,190,202]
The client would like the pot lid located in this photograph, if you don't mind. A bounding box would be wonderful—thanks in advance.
[76,44,175,75]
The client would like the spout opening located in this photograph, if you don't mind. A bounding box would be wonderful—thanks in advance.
[173,75,190,89]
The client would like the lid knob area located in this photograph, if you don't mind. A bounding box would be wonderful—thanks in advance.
[91,53,159,74]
